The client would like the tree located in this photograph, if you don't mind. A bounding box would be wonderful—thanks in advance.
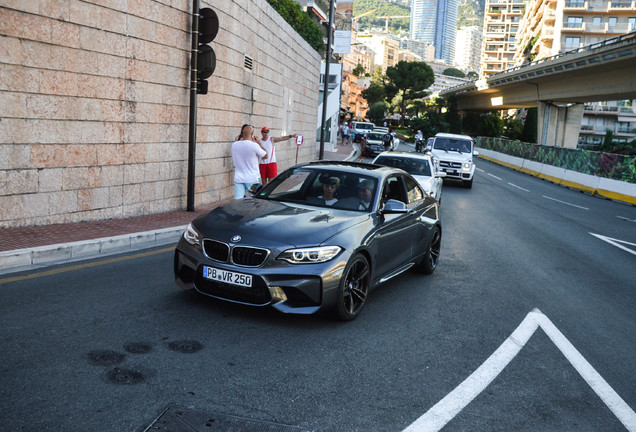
[467,71,479,80]
[443,95,462,134]
[481,112,504,137]
[521,107,538,143]
[361,83,386,106]
[443,68,466,78]
[384,61,435,126]
[367,101,388,124]
[353,63,365,76]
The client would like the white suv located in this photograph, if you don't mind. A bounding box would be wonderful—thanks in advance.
[350,121,375,143]
[428,133,478,188]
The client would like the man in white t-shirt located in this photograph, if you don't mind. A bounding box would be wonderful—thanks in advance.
[231,124,267,199]
[259,127,296,184]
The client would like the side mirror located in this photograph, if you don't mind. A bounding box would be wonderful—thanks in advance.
[436,171,447,178]
[380,199,408,214]
[473,150,479,156]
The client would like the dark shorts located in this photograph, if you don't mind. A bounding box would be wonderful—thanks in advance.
[259,162,277,179]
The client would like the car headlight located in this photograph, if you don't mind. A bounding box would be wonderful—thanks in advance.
[278,246,342,264]
[463,162,472,170]
[183,222,201,246]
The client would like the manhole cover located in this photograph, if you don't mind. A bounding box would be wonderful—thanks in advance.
[145,405,312,432]
[85,350,126,366]
[167,340,203,354]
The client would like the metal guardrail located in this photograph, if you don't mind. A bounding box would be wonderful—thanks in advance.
[441,31,636,94]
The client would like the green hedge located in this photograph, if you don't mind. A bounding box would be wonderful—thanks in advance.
[477,137,636,183]
[266,0,324,54]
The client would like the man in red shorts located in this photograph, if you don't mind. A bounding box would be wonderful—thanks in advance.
[259,127,297,184]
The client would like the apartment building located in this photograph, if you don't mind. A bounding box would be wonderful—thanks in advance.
[410,0,460,64]
[481,0,527,76]
[356,32,401,72]
[514,0,636,147]
[455,26,484,73]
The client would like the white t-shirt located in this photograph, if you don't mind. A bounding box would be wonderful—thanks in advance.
[232,139,266,183]
[259,137,275,164]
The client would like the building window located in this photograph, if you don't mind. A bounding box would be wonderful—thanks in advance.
[593,16,602,26]
[564,36,581,49]
[609,17,618,26]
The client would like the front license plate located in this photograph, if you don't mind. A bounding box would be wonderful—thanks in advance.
[203,266,252,287]
[445,169,458,175]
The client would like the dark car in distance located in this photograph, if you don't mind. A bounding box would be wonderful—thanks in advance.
[174,161,442,321]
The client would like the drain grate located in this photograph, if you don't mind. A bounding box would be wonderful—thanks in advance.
[145,405,312,432]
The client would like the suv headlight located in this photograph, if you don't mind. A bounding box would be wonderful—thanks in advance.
[463,161,472,170]
[183,222,201,245]
[278,246,342,264]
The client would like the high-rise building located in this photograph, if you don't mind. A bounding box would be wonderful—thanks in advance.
[454,26,483,73]
[513,0,636,147]
[410,0,459,64]
[481,0,526,76]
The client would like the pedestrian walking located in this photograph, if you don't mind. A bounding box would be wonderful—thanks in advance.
[259,127,297,184]
[231,124,267,199]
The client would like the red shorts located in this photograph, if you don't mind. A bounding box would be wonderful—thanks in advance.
[259,162,278,179]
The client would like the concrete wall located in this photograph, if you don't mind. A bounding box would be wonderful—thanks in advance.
[0,0,321,228]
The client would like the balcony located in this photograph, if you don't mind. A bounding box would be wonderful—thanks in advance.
[562,22,586,31]
[564,1,587,9]
[608,1,636,11]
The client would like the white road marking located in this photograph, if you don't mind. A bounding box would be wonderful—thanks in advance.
[590,233,636,256]
[487,173,502,180]
[617,216,636,223]
[476,167,485,172]
[508,183,530,192]
[402,308,636,432]
[543,195,589,210]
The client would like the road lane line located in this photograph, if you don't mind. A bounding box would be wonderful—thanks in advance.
[508,183,530,192]
[590,233,636,256]
[617,216,636,223]
[487,173,502,180]
[0,247,174,285]
[403,308,636,432]
[476,167,485,172]
[543,195,589,210]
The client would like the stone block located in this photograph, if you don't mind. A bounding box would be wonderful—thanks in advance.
[0,249,32,271]
[32,244,72,264]
[100,235,131,253]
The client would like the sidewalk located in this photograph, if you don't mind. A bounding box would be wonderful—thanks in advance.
[0,146,357,276]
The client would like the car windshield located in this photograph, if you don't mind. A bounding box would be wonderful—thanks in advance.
[374,156,432,177]
[365,133,385,141]
[433,137,472,153]
[355,123,375,131]
[255,168,379,211]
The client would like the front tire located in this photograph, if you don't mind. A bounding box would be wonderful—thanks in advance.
[417,226,441,275]
[335,254,370,321]
[463,179,473,189]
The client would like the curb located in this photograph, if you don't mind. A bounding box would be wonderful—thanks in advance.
[0,226,186,276]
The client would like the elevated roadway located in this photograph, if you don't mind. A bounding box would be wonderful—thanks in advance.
[440,32,636,147]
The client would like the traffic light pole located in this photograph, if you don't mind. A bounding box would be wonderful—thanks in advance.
[186,0,200,211]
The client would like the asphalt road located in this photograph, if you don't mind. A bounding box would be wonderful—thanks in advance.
[1,158,635,432]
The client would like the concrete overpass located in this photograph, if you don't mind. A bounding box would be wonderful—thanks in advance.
[440,31,636,147]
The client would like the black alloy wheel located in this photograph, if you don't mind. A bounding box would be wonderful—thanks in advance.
[417,226,441,275]
[336,254,370,321]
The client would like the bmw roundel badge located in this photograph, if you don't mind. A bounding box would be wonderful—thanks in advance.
[231,235,241,243]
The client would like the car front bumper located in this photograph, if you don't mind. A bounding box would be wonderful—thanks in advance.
[174,237,348,315]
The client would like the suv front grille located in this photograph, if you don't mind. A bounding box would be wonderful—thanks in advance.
[439,161,462,169]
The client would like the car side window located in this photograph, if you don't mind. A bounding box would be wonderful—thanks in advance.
[405,176,424,203]
[382,176,406,204]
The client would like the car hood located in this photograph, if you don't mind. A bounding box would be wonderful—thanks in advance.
[192,198,368,248]
[432,150,471,162]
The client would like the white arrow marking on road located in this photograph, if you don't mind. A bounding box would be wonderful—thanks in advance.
[543,195,589,210]
[402,308,636,432]
[487,173,502,180]
[590,233,636,257]
[508,182,529,192]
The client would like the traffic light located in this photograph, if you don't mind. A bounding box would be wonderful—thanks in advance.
[196,8,219,95]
